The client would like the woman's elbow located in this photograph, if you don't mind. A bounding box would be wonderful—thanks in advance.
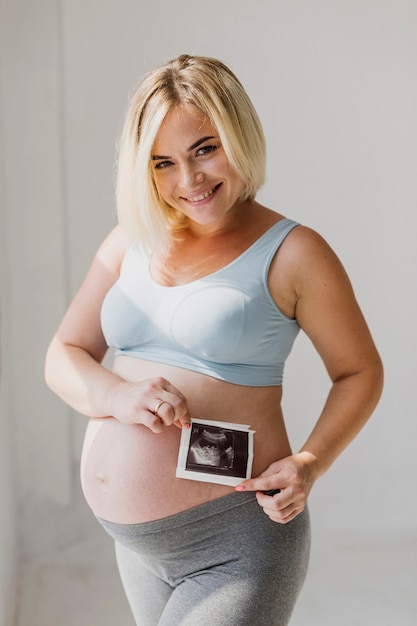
[364,352,384,410]
[44,338,62,393]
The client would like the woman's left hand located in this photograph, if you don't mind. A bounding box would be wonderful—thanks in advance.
[236,451,317,524]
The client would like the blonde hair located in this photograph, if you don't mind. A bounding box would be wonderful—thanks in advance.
[116,54,266,252]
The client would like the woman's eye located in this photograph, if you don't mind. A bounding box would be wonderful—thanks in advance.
[197,145,217,156]
[154,160,172,170]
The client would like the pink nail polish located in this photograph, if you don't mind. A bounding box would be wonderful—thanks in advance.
[184,423,191,429]
[235,485,246,492]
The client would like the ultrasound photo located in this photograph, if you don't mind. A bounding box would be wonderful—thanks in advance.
[176,419,255,486]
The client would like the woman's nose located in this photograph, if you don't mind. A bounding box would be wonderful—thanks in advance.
[180,163,204,188]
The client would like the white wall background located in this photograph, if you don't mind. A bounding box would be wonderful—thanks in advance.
[1,0,416,622]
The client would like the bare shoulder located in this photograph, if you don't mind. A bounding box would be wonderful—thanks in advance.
[281,223,343,264]
[269,223,353,319]
[279,224,351,288]
[95,225,131,275]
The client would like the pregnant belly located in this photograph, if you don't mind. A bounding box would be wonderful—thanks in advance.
[80,417,235,523]
[80,357,290,524]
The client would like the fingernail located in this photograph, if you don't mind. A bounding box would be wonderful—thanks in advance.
[235,485,246,492]
[184,423,191,429]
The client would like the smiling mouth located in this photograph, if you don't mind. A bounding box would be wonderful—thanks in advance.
[183,184,221,203]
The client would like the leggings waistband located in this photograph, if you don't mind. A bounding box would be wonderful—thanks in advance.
[96,490,257,536]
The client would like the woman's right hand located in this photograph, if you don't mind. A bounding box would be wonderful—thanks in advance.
[107,377,191,433]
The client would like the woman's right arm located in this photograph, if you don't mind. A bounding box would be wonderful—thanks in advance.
[44,226,190,432]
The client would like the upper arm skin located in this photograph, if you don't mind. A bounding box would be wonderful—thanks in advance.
[269,226,382,383]
[51,225,129,363]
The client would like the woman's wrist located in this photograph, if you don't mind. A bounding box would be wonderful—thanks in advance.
[295,450,321,484]
[101,374,128,419]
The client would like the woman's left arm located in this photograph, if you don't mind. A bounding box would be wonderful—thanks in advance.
[236,226,384,523]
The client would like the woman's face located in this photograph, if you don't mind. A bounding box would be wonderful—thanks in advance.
[151,104,246,232]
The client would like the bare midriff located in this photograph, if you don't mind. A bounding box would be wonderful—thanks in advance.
[80,356,293,524]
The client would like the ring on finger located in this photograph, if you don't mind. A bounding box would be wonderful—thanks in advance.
[153,399,166,416]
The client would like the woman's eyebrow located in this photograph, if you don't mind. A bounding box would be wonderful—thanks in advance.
[187,136,216,151]
[151,136,217,161]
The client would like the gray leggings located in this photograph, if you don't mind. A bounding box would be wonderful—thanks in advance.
[97,492,310,626]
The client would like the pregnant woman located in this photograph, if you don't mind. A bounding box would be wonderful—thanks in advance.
[45,54,383,625]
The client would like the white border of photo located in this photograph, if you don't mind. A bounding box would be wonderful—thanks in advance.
[176,418,255,486]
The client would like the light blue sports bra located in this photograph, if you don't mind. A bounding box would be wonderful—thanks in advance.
[101,218,300,386]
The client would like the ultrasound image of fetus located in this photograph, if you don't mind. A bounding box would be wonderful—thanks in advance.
[188,428,234,469]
